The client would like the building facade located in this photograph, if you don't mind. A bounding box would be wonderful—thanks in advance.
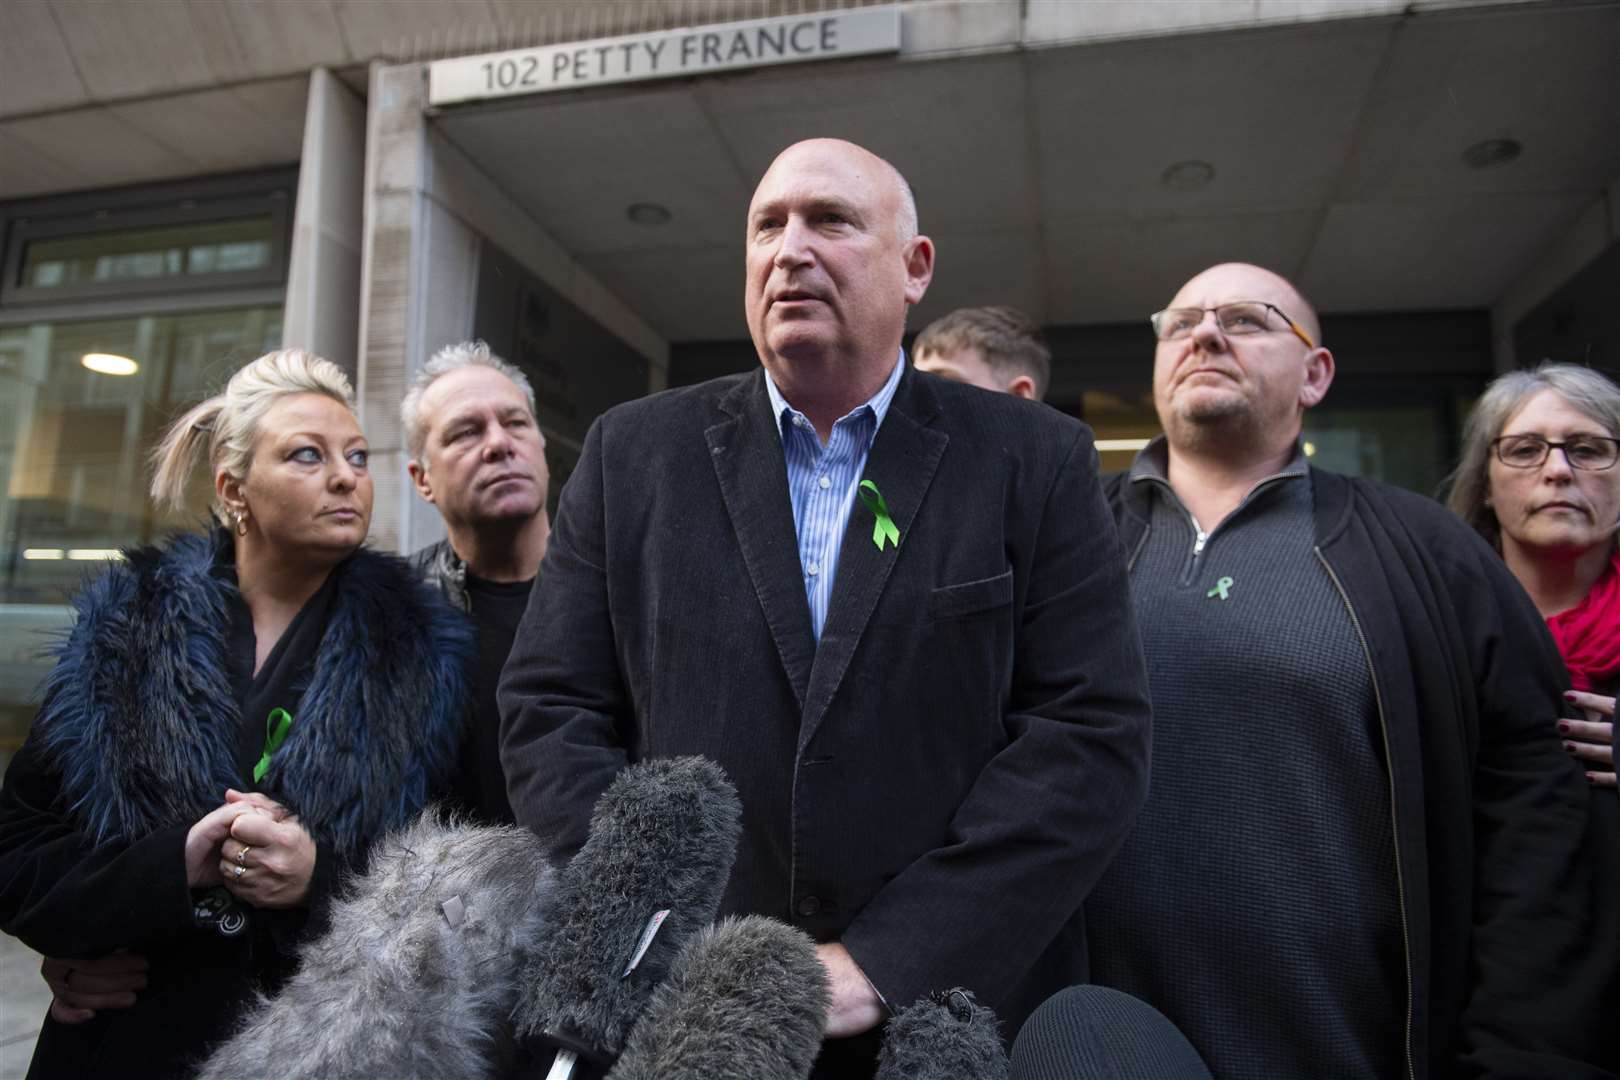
[2,0,1617,745]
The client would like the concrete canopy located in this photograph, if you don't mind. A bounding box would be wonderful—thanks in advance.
[2,0,1615,339]
[428,1,1618,337]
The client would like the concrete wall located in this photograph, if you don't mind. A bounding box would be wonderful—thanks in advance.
[1491,176,1620,372]
[283,68,366,374]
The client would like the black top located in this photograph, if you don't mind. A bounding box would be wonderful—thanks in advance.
[203,545,342,979]
[1106,467,1608,1077]
[1090,449,1401,1078]
[449,573,533,824]
[218,554,340,783]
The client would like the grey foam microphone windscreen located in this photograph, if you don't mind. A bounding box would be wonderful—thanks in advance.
[875,987,1010,1080]
[196,811,556,1080]
[606,915,827,1080]
[512,755,743,1069]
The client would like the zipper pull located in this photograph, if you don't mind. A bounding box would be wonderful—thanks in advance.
[1193,530,1207,556]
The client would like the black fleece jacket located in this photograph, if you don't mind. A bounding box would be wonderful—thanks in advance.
[1106,467,1614,1079]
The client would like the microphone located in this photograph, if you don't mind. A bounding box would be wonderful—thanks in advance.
[512,755,743,1077]
[1008,985,1212,1080]
[606,915,827,1080]
[876,987,1009,1080]
[195,810,556,1080]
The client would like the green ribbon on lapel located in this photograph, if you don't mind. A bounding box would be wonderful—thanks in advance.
[252,708,293,784]
[859,480,900,552]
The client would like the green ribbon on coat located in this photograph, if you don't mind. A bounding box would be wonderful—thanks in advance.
[251,708,293,784]
[859,480,900,552]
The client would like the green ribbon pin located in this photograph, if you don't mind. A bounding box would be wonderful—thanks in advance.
[858,480,900,552]
[1206,576,1234,601]
[252,708,293,784]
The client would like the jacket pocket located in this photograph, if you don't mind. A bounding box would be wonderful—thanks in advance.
[929,568,1014,620]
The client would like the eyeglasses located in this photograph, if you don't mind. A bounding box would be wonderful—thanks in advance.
[1149,301,1316,349]
[1492,433,1620,471]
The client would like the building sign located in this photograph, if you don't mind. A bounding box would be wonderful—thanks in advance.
[428,6,901,107]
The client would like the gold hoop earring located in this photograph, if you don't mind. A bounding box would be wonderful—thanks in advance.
[231,509,249,536]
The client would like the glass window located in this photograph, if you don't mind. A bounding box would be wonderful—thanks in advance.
[1079,389,1162,475]
[0,306,283,753]
[20,217,276,290]
[1301,386,1462,498]
[0,172,292,763]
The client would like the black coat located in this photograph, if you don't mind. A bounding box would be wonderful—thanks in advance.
[0,534,472,1080]
[499,365,1152,1038]
[1106,468,1614,1078]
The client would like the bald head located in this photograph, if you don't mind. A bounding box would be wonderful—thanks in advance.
[1152,260,1335,464]
[743,138,935,429]
[1168,262,1321,349]
[753,139,918,242]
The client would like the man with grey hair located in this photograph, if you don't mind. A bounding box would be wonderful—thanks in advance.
[405,340,550,824]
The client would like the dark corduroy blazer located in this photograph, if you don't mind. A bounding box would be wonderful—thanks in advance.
[499,363,1151,1032]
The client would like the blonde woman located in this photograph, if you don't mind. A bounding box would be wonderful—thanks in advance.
[0,350,471,1079]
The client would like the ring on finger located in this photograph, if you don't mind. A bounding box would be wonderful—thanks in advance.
[233,863,246,880]
[235,844,252,867]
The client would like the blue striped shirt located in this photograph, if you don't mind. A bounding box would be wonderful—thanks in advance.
[764,352,905,640]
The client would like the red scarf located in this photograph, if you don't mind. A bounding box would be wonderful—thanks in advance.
[1547,548,1620,692]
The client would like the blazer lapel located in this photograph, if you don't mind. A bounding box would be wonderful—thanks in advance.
[706,372,817,708]
[800,367,948,750]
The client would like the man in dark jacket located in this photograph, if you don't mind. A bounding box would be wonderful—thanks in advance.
[1084,261,1607,1078]
[499,138,1152,1075]
[402,340,550,825]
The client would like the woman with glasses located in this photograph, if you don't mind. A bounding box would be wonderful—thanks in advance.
[1448,362,1620,787]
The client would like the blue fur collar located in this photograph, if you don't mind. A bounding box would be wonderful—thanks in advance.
[35,533,473,857]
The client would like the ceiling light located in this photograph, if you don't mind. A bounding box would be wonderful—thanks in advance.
[82,352,138,376]
[1462,138,1522,169]
[67,549,124,561]
[1095,438,1153,452]
[1160,160,1215,190]
[627,202,672,226]
[22,548,65,560]
[1304,441,1317,457]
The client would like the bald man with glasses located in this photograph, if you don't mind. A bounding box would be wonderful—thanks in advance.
[1080,262,1609,1078]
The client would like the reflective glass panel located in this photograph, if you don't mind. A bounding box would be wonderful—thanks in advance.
[20,217,275,289]
[0,306,282,749]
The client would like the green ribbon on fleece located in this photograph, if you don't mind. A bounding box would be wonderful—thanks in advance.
[251,708,293,784]
[859,480,900,552]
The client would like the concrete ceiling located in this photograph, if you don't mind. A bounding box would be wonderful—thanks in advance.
[432,1,1619,339]
[1,0,1614,341]
[0,0,858,198]
[0,0,857,118]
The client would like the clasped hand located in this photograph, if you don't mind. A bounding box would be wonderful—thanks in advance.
[184,788,316,907]
[50,790,316,1024]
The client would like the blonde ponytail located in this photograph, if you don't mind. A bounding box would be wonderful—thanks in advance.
[149,397,227,514]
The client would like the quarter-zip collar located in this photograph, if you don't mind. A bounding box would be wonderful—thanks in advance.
[1126,435,1309,576]
[1128,434,1308,496]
